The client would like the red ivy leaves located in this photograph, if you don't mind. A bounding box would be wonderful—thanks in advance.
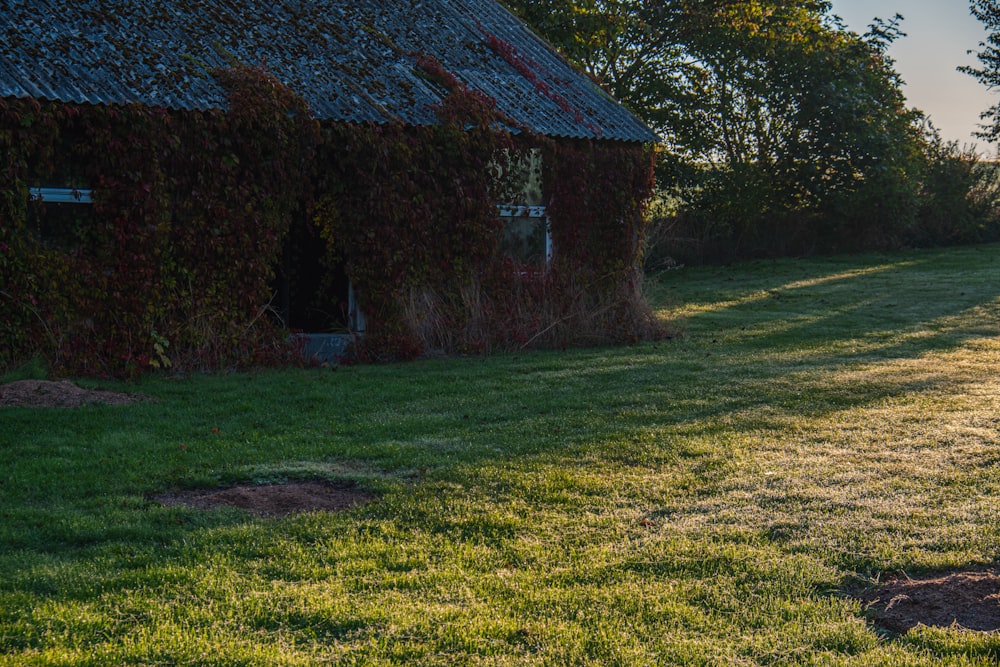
[0,57,655,373]
[479,27,603,137]
[0,66,317,376]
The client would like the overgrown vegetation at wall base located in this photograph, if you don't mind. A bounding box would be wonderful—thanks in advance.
[313,54,662,360]
[0,60,661,376]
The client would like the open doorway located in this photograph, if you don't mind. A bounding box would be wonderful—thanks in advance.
[274,220,352,333]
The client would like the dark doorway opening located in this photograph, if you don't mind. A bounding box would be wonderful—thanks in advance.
[274,221,351,333]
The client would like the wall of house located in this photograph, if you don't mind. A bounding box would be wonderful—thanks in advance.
[1,71,660,375]
[0,86,313,376]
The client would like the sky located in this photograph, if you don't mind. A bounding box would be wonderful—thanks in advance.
[829,0,997,155]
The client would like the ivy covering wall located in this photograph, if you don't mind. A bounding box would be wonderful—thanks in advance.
[0,62,660,377]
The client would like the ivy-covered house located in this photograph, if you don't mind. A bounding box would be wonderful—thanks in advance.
[0,0,660,375]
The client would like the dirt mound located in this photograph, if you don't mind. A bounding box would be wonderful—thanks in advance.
[152,480,377,517]
[0,379,143,408]
[853,568,1000,634]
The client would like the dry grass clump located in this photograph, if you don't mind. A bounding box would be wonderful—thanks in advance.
[403,270,672,356]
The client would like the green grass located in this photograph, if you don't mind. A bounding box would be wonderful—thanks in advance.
[3,244,1000,665]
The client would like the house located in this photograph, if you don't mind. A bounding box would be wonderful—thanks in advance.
[0,0,660,374]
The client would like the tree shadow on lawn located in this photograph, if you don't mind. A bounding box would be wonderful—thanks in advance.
[664,249,1000,358]
[4,248,999,571]
[6,250,993,526]
[645,250,1000,404]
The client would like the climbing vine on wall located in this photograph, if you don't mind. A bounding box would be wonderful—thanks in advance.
[0,58,660,375]
[0,98,65,369]
[0,64,320,376]
[309,54,661,360]
[310,55,522,360]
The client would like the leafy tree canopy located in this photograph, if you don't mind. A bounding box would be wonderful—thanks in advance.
[962,0,1000,141]
[504,0,917,170]
[503,0,986,260]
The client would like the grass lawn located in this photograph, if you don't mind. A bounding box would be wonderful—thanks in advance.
[2,243,1000,665]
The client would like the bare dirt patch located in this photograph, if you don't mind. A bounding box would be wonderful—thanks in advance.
[0,379,144,408]
[152,480,378,517]
[852,568,1000,634]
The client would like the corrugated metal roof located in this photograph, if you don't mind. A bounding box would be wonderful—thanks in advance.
[0,0,658,142]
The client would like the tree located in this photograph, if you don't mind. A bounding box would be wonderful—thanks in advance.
[500,0,692,134]
[504,0,950,258]
[507,1,929,252]
[962,0,1000,141]
[506,1,999,259]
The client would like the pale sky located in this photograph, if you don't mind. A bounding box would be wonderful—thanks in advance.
[829,0,997,154]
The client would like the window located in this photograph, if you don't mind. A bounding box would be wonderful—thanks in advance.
[29,187,93,204]
[498,204,550,267]
[26,187,96,251]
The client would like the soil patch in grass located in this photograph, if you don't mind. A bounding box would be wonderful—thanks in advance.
[0,379,144,407]
[152,480,377,517]
[853,568,1000,634]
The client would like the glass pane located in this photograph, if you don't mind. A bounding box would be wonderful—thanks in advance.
[500,216,548,266]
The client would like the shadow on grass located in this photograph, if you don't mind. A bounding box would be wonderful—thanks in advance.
[2,246,999,563]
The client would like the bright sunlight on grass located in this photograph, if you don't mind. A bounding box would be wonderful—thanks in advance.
[2,244,1000,665]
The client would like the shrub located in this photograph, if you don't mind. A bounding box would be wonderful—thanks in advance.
[648,128,1000,266]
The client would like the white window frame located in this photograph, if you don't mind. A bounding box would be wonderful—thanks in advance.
[347,280,366,333]
[29,187,93,204]
[497,204,551,265]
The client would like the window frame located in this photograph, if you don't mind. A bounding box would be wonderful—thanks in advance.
[497,204,551,267]
[29,187,93,204]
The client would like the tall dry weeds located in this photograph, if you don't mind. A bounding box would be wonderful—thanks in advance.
[402,269,672,357]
